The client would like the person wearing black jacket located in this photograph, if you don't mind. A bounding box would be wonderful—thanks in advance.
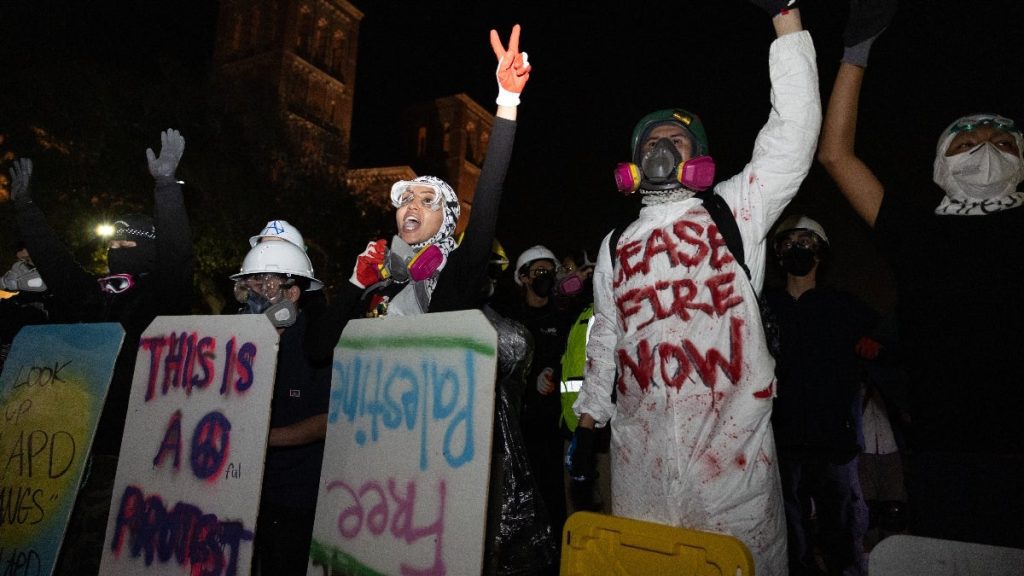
[818,0,1024,548]
[764,215,876,576]
[10,129,194,575]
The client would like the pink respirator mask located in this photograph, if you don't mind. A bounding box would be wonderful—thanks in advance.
[380,241,445,283]
[613,155,716,195]
[407,244,444,282]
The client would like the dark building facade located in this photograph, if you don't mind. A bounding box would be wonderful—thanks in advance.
[212,0,363,179]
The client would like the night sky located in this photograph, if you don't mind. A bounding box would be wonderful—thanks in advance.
[3,0,1023,311]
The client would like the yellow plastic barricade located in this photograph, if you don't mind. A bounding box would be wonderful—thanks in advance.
[561,511,755,576]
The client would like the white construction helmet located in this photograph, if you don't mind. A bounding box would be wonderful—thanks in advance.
[231,240,322,290]
[772,215,829,251]
[248,219,307,251]
[514,245,558,286]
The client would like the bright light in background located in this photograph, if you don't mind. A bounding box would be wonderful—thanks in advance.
[96,223,115,238]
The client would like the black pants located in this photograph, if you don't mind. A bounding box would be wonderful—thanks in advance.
[252,502,316,576]
[779,452,868,575]
[54,454,118,576]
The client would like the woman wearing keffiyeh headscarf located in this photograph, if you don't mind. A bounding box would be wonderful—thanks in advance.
[304,23,530,350]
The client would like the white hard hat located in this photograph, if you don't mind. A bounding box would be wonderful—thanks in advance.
[231,240,322,290]
[514,245,558,286]
[248,220,307,250]
[772,215,829,249]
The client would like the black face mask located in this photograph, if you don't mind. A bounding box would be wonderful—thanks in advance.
[779,247,816,277]
[531,274,555,298]
[107,244,155,275]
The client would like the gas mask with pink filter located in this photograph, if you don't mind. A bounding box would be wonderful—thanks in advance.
[614,141,716,195]
[614,109,717,195]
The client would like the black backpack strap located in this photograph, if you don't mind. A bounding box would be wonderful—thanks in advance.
[606,227,623,264]
[697,191,750,280]
[607,193,748,279]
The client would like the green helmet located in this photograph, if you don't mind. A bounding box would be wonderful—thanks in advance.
[630,108,710,164]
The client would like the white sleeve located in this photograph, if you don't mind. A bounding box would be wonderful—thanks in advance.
[715,30,821,292]
[573,229,619,427]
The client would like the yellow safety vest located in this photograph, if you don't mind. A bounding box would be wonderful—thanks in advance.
[560,304,595,432]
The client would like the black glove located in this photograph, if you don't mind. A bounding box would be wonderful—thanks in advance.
[566,426,597,482]
[844,0,898,47]
[146,128,185,183]
[9,158,33,206]
[749,0,798,17]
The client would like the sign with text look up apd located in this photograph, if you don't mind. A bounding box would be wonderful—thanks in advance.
[0,323,124,576]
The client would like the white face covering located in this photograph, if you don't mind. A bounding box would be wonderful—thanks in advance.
[941,143,1023,201]
[933,114,1024,216]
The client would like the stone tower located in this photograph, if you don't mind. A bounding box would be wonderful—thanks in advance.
[211,0,363,180]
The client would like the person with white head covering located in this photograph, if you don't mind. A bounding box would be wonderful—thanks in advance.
[230,237,333,574]
[301,25,553,573]
[931,114,1024,215]
[306,23,532,360]
[818,0,1024,548]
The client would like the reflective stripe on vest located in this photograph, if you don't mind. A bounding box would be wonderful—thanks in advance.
[561,378,584,394]
[560,304,596,431]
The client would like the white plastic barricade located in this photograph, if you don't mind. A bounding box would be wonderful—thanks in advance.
[99,315,279,576]
[870,534,1024,576]
[309,310,497,576]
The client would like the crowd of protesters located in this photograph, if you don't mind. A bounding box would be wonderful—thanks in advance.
[3,1,1023,574]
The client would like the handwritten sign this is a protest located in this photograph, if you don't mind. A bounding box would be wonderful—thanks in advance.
[308,310,497,576]
[0,323,125,576]
[99,315,278,576]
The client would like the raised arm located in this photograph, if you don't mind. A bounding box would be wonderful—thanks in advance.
[490,24,530,122]
[148,129,194,314]
[818,65,884,225]
[711,1,820,289]
[817,0,898,226]
[771,5,803,37]
[429,24,530,312]
[11,158,107,320]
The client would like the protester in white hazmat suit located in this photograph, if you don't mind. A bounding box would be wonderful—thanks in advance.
[569,2,820,574]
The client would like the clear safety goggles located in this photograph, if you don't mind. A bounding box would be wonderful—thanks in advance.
[392,188,443,211]
[236,273,293,300]
[98,273,135,294]
[948,115,1020,135]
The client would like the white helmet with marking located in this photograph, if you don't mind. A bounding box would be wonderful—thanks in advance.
[249,219,307,250]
